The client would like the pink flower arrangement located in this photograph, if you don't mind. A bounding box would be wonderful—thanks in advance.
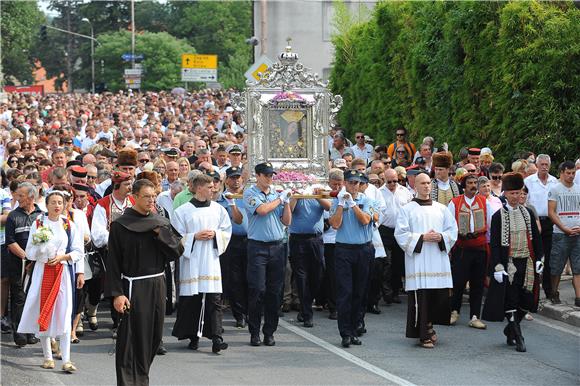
[271,91,305,102]
[272,171,316,183]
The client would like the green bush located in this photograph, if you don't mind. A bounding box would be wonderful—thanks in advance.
[330,1,580,166]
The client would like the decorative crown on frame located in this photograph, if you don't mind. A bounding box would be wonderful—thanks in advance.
[279,38,299,66]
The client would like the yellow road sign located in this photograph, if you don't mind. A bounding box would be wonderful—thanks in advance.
[252,63,270,81]
[181,54,218,69]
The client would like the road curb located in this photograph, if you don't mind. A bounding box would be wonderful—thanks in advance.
[538,301,580,328]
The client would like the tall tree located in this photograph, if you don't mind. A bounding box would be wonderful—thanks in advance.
[1,1,44,85]
[95,31,195,91]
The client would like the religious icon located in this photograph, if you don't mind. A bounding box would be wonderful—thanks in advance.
[269,108,307,159]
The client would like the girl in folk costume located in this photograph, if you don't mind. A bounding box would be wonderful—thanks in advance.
[482,173,543,353]
[171,173,232,354]
[18,190,84,372]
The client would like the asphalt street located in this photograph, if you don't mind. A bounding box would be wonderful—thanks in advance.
[2,297,579,385]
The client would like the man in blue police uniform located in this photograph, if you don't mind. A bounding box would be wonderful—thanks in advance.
[289,191,331,327]
[243,162,292,346]
[217,166,249,328]
[329,170,378,348]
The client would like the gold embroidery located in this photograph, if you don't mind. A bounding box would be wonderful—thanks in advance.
[178,276,222,284]
[405,272,452,280]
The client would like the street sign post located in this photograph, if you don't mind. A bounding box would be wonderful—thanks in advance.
[181,54,218,82]
[122,53,144,62]
[124,68,142,89]
[244,55,275,83]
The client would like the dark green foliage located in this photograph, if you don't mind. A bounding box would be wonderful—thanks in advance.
[330,1,580,166]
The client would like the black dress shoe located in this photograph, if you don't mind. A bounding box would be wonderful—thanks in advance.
[26,334,39,344]
[350,336,362,345]
[13,332,27,347]
[157,343,168,355]
[263,335,275,346]
[297,313,304,322]
[250,334,261,346]
[355,324,367,336]
[303,320,313,328]
[188,337,199,350]
[341,336,351,348]
[328,311,338,320]
[212,337,228,353]
[368,305,381,314]
[235,319,246,329]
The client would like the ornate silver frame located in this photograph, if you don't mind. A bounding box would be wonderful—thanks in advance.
[232,43,343,190]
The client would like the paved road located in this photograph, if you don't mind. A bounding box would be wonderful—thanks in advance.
[2,297,579,385]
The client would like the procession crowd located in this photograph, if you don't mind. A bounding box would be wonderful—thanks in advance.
[1,90,579,385]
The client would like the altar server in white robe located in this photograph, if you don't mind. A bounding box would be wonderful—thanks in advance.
[171,173,232,354]
[395,172,458,349]
[18,191,83,372]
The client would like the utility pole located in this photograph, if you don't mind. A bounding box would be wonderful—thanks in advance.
[260,0,267,56]
[131,0,135,70]
[66,2,73,91]
[82,18,95,94]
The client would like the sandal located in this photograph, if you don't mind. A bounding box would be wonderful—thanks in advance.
[427,324,438,344]
[420,339,435,349]
[41,359,55,369]
[71,337,80,344]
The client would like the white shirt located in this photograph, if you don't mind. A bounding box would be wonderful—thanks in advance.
[524,172,558,217]
[350,143,374,161]
[379,186,400,228]
[156,190,175,222]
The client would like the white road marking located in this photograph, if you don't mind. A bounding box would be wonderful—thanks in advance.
[532,314,580,337]
[279,319,417,386]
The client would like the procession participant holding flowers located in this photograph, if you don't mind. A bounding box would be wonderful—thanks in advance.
[18,190,84,372]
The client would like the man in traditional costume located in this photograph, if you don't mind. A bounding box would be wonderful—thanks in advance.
[172,173,232,353]
[395,172,458,348]
[482,172,543,353]
[90,171,135,333]
[105,179,183,385]
[447,174,490,329]
[431,151,460,205]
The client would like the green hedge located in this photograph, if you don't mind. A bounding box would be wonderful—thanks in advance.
[330,1,580,166]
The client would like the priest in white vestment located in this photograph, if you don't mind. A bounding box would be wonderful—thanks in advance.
[395,172,458,349]
[171,173,232,354]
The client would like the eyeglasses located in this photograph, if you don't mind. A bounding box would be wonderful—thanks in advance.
[386,180,398,184]
[491,175,502,180]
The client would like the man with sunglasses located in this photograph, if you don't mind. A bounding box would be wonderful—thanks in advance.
[350,132,374,162]
[431,151,460,206]
[329,170,378,348]
[387,127,416,163]
[379,169,413,305]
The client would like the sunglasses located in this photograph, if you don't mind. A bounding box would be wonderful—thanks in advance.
[466,169,477,173]
[8,159,19,163]
[396,150,406,154]
[491,175,502,180]
[370,180,381,185]
[396,133,405,137]
[139,159,150,163]
[28,158,37,162]
[22,146,31,150]
[448,172,456,176]
[87,175,97,179]
[386,180,398,184]
[356,135,364,139]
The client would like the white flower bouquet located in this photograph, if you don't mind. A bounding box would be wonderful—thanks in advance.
[32,226,53,245]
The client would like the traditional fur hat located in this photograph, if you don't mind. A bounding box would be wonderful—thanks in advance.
[502,172,524,191]
[116,147,138,167]
[432,151,454,169]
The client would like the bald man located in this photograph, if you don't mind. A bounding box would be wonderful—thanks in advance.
[394,172,458,348]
